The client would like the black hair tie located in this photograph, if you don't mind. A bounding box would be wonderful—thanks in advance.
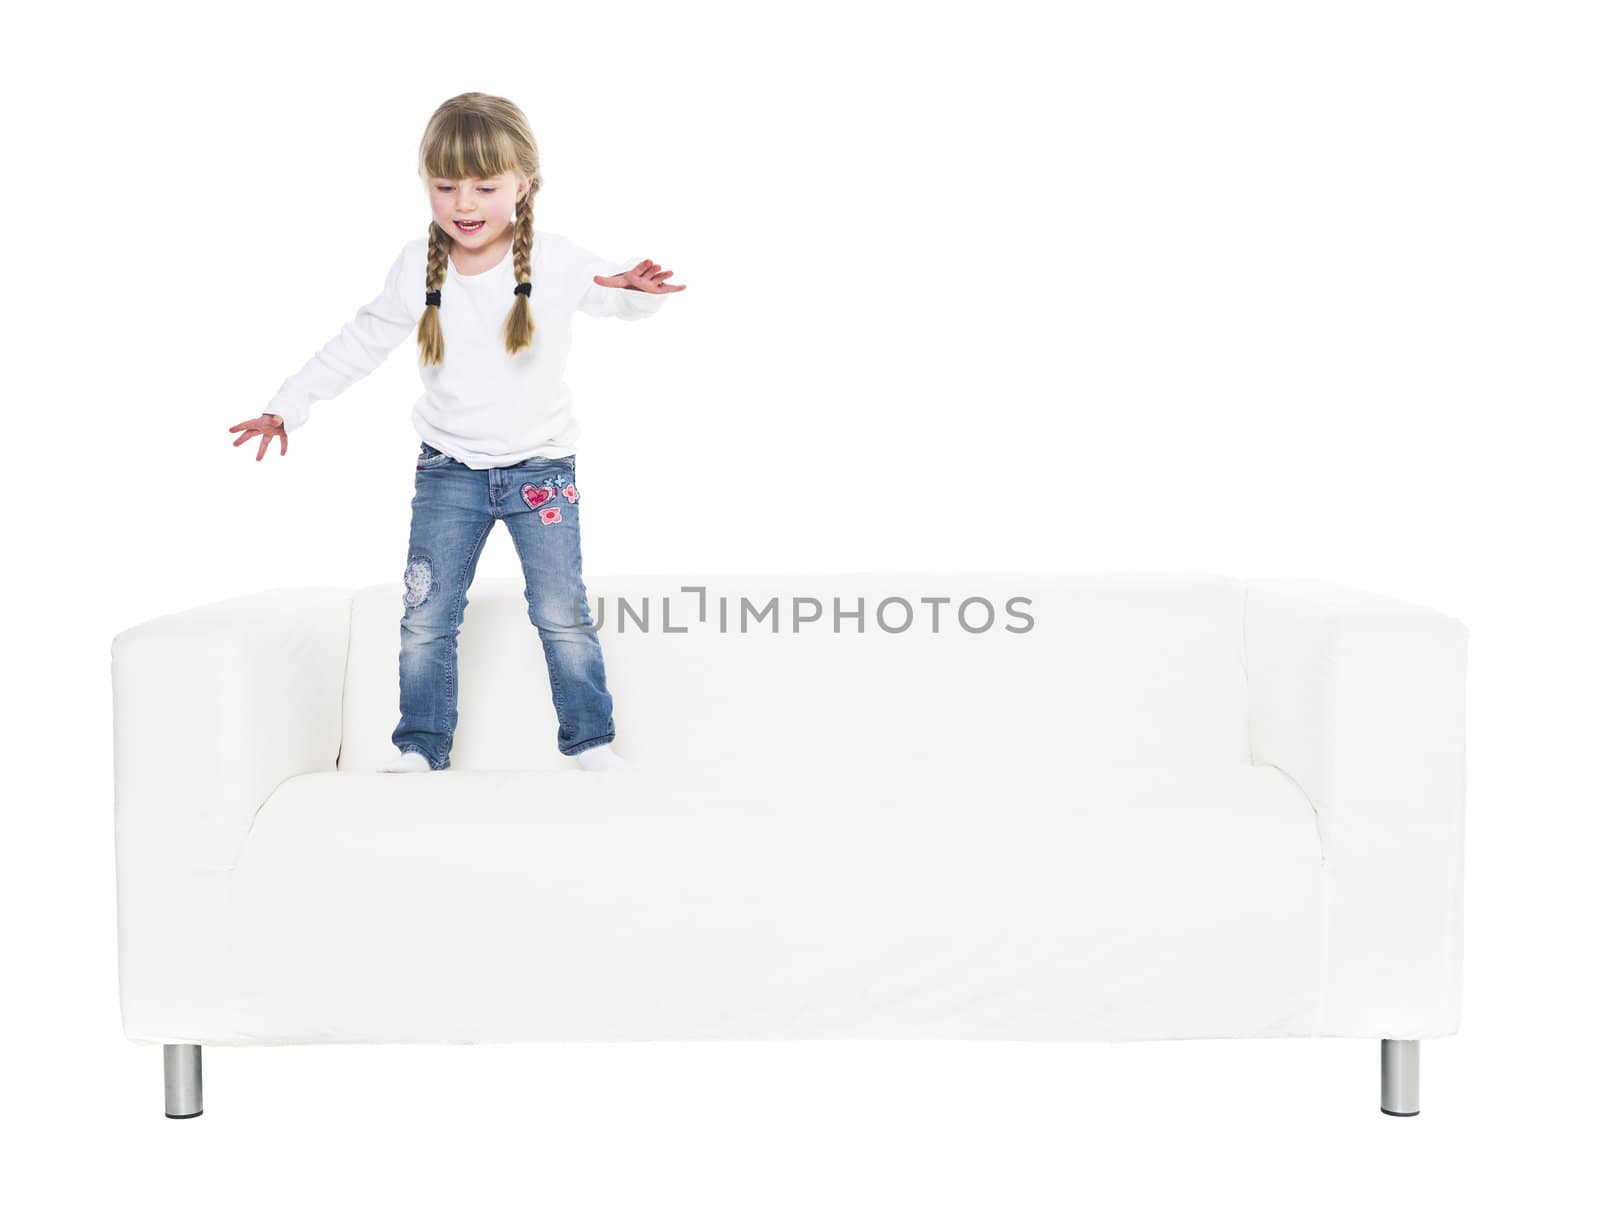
[424,289,441,307]
[513,282,531,297]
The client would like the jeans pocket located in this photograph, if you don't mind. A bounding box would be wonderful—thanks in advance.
[416,442,453,469]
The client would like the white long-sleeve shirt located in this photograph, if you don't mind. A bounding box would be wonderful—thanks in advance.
[265,230,668,468]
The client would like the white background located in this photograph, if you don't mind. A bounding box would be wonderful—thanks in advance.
[4,0,1595,1214]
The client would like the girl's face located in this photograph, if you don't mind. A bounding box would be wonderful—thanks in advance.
[427,171,529,247]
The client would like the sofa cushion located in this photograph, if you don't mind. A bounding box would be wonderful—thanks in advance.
[208,761,1324,1045]
[339,573,1255,774]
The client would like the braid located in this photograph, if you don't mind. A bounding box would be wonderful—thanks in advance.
[418,222,450,366]
[503,188,537,355]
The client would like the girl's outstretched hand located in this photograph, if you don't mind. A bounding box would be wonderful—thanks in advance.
[229,413,288,460]
[594,260,687,293]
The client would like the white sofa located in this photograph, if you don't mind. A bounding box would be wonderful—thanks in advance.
[111,573,1468,1120]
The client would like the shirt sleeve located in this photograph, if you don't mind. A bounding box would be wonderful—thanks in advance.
[570,241,672,321]
[265,243,417,432]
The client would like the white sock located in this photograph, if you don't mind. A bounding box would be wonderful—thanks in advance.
[381,749,433,773]
[575,743,635,771]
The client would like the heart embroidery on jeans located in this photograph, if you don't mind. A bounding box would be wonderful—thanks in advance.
[521,484,555,510]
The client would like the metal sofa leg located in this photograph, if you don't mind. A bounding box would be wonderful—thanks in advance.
[1380,1038,1420,1117]
[164,1044,203,1119]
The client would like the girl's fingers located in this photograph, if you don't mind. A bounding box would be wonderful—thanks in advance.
[229,416,288,454]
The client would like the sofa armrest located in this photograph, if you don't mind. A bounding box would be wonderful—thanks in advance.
[110,587,351,1042]
[1243,578,1468,1037]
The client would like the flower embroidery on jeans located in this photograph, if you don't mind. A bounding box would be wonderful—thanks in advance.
[539,506,562,525]
[524,476,577,514]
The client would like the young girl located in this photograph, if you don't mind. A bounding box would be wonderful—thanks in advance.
[228,92,684,774]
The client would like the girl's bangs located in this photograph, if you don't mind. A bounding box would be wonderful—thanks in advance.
[423,121,519,183]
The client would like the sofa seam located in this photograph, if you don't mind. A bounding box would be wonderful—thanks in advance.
[334,591,354,770]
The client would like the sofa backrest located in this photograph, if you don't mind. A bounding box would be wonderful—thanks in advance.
[336,572,1252,772]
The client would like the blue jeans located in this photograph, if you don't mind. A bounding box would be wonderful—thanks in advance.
[392,440,615,768]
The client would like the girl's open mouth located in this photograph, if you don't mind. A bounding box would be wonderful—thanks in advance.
[455,220,484,232]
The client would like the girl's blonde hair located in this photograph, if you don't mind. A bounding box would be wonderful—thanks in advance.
[416,92,544,365]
